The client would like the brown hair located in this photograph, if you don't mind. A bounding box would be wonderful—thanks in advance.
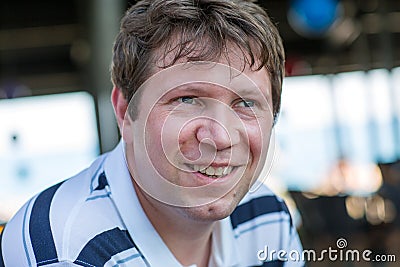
[111,0,285,123]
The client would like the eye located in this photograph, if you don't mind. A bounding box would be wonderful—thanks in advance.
[176,96,197,104]
[235,99,255,108]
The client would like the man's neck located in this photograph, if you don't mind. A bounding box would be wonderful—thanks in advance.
[134,183,214,267]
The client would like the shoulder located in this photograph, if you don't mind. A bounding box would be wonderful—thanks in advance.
[230,185,304,266]
[0,153,140,267]
[230,185,292,231]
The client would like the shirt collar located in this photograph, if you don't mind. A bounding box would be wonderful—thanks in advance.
[104,140,240,267]
[209,216,240,267]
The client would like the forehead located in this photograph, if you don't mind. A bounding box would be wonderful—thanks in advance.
[149,43,272,99]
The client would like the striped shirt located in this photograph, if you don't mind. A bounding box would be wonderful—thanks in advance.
[1,141,304,267]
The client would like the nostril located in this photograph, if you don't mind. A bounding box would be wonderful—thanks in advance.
[199,137,216,148]
[198,138,217,159]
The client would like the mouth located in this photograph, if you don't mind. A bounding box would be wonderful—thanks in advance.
[189,164,234,179]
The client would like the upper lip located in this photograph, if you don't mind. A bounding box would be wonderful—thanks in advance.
[185,162,242,168]
[208,162,233,167]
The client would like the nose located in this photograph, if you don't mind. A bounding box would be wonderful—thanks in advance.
[195,111,240,151]
[196,121,230,151]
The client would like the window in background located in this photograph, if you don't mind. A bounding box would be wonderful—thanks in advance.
[272,74,336,191]
[271,69,398,195]
[367,69,397,163]
[333,71,373,162]
[0,92,99,222]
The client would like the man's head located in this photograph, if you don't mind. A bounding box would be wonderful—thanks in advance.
[111,0,285,124]
[111,0,285,222]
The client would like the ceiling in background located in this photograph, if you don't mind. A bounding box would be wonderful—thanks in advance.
[258,0,400,75]
[1,0,400,96]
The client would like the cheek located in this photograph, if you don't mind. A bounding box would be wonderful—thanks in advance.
[144,111,191,163]
[245,123,269,160]
[144,115,164,154]
[177,123,202,160]
[161,113,204,162]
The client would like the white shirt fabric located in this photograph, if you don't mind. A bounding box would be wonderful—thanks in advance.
[1,141,304,267]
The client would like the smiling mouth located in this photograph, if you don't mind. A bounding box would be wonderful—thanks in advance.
[188,164,234,179]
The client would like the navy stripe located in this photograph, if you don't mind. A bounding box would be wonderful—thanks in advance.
[0,232,5,267]
[29,182,63,266]
[94,172,108,191]
[74,228,136,267]
[230,196,289,229]
[252,260,285,267]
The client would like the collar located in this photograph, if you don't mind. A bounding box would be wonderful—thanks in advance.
[208,216,240,267]
[104,141,240,267]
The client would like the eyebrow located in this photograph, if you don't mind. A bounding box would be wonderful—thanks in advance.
[171,83,267,98]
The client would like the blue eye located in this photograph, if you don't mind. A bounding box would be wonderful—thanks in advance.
[236,100,255,108]
[177,96,196,104]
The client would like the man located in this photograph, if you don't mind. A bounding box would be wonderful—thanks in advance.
[1,0,304,266]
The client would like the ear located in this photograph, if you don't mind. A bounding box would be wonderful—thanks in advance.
[111,86,128,130]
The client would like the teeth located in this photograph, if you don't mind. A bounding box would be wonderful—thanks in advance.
[192,165,233,178]
[215,167,223,176]
[206,166,215,175]
[222,167,229,175]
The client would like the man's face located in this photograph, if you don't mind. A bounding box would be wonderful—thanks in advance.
[122,52,274,221]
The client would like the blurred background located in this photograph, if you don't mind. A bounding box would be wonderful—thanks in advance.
[1,0,399,266]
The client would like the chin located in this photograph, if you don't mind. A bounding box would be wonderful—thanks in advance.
[181,189,244,222]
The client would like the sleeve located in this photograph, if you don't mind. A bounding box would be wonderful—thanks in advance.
[1,199,36,267]
[233,185,306,267]
[255,198,306,267]
[0,199,85,267]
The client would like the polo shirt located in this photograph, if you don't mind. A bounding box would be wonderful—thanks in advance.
[1,141,304,267]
